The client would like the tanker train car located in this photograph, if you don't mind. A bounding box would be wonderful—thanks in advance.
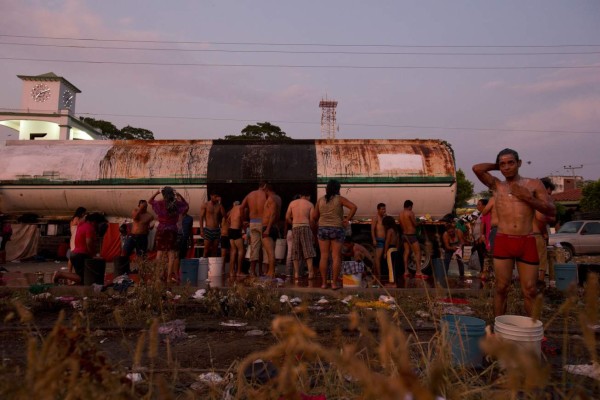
[0,139,456,226]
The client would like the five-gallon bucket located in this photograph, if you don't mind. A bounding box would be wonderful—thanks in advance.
[494,315,544,359]
[198,258,209,283]
[208,257,224,278]
[275,238,287,260]
[84,258,106,286]
[441,315,486,367]
[342,273,362,288]
[180,259,199,285]
[554,263,577,290]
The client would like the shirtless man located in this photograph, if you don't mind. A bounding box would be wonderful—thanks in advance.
[533,178,556,282]
[227,201,245,278]
[262,183,281,278]
[370,203,387,279]
[473,148,555,317]
[200,193,225,257]
[123,200,154,258]
[285,193,316,280]
[399,200,426,279]
[241,182,267,276]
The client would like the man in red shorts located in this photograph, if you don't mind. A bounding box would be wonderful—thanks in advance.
[473,149,555,317]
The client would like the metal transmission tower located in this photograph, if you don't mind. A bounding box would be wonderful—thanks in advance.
[319,98,338,139]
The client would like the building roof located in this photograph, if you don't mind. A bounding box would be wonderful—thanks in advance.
[17,72,81,93]
[552,188,582,202]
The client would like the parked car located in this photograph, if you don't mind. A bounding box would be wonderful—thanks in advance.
[549,220,600,260]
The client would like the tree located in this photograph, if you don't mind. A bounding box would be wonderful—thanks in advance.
[455,169,474,209]
[79,117,155,140]
[223,122,291,140]
[580,179,600,212]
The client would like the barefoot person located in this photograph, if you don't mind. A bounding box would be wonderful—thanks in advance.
[312,179,357,290]
[370,203,387,279]
[534,178,556,282]
[227,201,245,278]
[241,182,267,276]
[473,148,555,317]
[262,183,281,278]
[399,200,427,279]
[149,187,189,284]
[200,192,225,257]
[285,193,316,281]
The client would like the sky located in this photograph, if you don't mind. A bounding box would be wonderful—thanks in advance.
[0,0,599,191]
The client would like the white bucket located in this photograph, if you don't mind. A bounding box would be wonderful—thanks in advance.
[343,273,362,288]
[207,257,224,278]
[207,275,226,288]
[198,258,209,283]
[494,315,544,359]
[245,245,251,260]
[275,238,287,260]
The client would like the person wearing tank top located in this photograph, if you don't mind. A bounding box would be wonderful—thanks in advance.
[311,180,357,290]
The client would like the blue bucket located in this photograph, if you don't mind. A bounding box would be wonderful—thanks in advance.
[555,263,577,291]
[432,259,447,286]
[441,315,486,367]
[180,259,199,285]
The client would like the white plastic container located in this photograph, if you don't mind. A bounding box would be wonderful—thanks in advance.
[207,257,224,278]
[275,238,287,260]
[494,315,544,359]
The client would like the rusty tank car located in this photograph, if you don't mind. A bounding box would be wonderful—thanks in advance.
[0,139,456,223]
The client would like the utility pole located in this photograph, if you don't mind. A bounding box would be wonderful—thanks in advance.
[563,164,583,177]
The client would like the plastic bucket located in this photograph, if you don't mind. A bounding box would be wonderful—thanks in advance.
[275,238,287,260]
[180,259,199,285]
[441,315,486,367]
[554,263,577,290]
[343,273,362,288]
[207,275,226,288]
[208,257,224,278]
[432,259,447,286]
[198,258,209,283]
[84,258,106,286]
[494,315,544,359]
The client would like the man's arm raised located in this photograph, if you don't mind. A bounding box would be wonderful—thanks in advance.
[472,163,500,190]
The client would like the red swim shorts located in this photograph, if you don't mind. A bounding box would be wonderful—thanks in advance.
[492,233,539,265]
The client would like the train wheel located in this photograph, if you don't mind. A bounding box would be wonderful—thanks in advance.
[407,243,432,275]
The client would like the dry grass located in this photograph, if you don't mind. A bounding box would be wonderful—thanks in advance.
[0,268,598,399]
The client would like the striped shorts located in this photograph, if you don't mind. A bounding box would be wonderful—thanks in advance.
[292,225,316,261]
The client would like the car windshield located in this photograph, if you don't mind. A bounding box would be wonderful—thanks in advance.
[558,221,583,234]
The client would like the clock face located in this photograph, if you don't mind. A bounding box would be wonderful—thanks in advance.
[62,90,74,109]
[31,83,51,102]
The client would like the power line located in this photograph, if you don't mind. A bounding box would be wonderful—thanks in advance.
[75,112,600,134]
[1,56,598,70]
[2,41,600,56]
[1,34,600,48]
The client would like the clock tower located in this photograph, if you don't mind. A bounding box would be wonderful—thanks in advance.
[18,72,80,115]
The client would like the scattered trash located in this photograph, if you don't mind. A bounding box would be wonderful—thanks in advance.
[71,300,83,310]
[100,338,108,344]
[353,300,392,309]
[112,274,130,284]
[280,295,290,303]
[245,330,266,336]
[588,324,600,333]
[441,305,473,315]
[220,320,248,327]
[564,363,600,381]
[438,298,470,305]
[92,329,106,337]
[290,297,302,304]
[192,289,206,300]
[341,295,354,304]
[316,297,329,305]
[31,292,52,301]
[378,295,396,305]
[244,359,277,384]
[415,310,430,319]
[126,373,143,383]
[158,319,187,341]
[92,283,103,293]
[56,296,76,303]
[308,306,324,311]
[197,372,224,384]
[60,267,67,270]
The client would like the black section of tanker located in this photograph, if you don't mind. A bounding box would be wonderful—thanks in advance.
[206,140,318,214]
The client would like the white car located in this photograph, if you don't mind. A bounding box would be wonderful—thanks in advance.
[549,220,600,260]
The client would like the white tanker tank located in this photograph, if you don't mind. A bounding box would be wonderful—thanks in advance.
[0,139,456,221]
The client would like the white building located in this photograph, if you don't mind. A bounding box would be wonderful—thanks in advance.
[0,72,102,140]
[548,175,583,194]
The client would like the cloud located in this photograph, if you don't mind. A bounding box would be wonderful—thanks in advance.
[505,96,600,132]
[510,67,600,95]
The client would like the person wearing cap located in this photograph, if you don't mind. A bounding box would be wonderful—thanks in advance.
[149,187,189,284]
